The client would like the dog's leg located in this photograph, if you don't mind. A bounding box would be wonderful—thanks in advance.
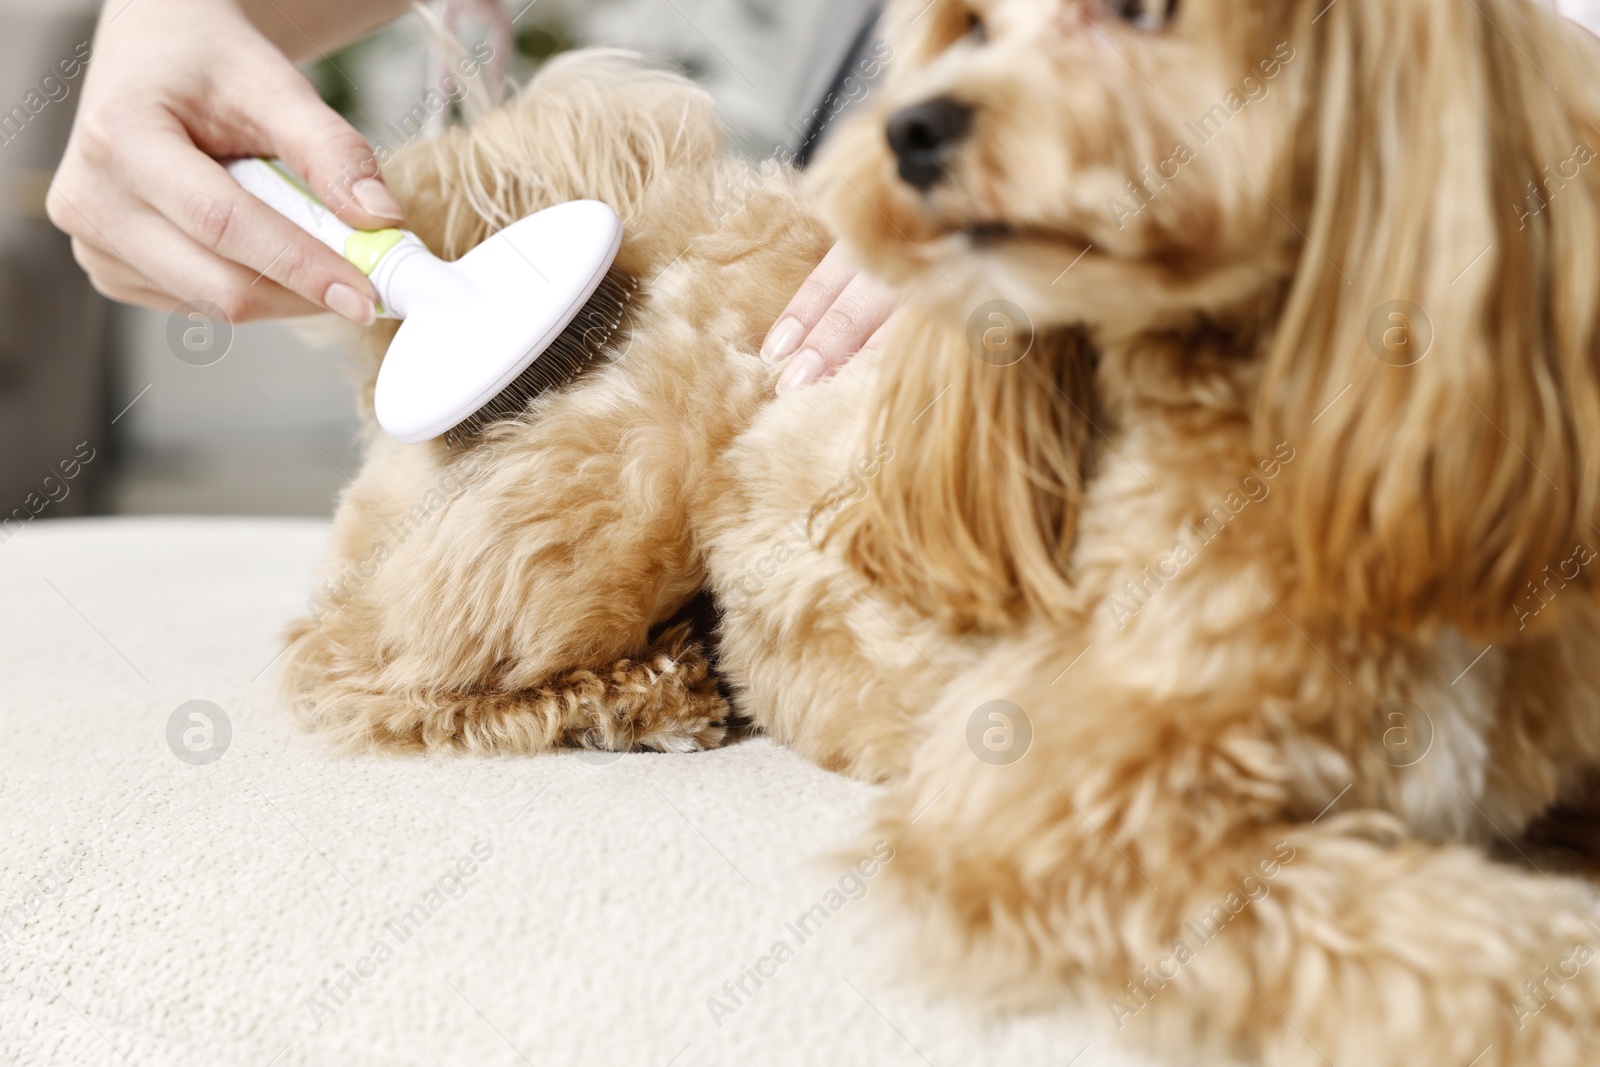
[283,611,725,753]
[278,370,732,753]
[877,632,1600,1067]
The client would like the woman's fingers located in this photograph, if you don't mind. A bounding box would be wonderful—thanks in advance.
[854,306,906,361]
[70,239,182,311]
[763,243,904,395]
[65,193,328,321]
[51,122,375,322]
[133,126,378,323]
[761,243,858,364]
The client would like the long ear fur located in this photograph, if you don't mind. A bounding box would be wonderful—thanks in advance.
[1263,0,1600,638]
[826,306,1097,632]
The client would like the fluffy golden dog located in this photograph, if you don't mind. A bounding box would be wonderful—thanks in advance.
[283,1,1600,1062]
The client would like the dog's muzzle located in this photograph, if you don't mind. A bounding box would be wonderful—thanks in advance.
[886,97,973,191]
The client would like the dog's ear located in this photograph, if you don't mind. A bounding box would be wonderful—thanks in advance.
[1262,0,1600,637]
[825,306,1095,632]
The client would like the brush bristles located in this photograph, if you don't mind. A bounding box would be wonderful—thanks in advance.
[443,266,639,448]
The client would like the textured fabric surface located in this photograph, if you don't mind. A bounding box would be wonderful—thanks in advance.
[0,518,1156,1067]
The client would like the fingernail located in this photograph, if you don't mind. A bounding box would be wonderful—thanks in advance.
[352,179,404,222]
[325,282,376,325]
[776,349,824,395]
[761,317,805,364]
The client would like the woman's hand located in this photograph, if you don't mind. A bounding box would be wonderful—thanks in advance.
[762,243,903,394]
[48,0,410,324]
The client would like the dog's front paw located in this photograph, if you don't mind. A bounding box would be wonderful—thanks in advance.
[605,711,727,755]
[572,622,730,754]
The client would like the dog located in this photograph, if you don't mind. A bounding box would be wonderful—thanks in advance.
[282,1,1600,1062]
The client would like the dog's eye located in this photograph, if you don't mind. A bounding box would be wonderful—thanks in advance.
[1107,0,1178,30]
[966,12,987,43]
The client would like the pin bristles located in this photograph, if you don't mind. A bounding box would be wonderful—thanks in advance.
[442,266,639,448]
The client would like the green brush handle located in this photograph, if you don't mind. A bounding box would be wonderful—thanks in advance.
[226,157,423,318]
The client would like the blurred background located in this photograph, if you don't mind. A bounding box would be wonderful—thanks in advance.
[0,0,882,521]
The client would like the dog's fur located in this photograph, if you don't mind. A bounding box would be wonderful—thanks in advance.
[282,2,1600,1062]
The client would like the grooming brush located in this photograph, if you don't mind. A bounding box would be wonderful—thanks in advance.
[227,158,636,445]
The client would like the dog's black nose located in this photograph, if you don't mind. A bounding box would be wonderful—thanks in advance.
[886,98,973,191]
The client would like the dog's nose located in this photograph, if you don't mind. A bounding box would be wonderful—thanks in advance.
[886,98,973,191]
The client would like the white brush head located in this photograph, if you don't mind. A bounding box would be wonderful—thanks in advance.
[373,200,624,444]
